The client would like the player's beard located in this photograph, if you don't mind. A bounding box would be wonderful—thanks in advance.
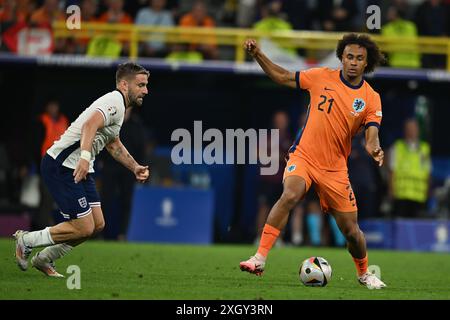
[128,91,143,108]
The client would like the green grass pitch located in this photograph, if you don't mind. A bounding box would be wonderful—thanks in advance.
[1,239,449,300]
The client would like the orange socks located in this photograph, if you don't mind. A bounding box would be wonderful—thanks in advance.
[257,224,281,258]
[353,254,368,277]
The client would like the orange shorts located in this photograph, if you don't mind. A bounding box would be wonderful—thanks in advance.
[283,154,357,213]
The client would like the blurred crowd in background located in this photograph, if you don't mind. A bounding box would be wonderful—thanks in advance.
[0,0,450,67]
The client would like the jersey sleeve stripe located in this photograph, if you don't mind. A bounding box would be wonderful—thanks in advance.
[295,71,300,90]
[365,122,380,129]
[95,108,107,123]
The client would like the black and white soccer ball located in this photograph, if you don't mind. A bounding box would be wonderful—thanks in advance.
[299,257,332,287]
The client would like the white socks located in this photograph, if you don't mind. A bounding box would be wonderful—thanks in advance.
[22,227,55,248]
[38,243,73,263]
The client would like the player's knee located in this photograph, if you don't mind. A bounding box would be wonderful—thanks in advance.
[279,189,301,208]
[342,226,360,243]
[94,220,105,234]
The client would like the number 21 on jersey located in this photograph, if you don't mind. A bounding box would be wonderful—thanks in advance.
[317,95,334,114]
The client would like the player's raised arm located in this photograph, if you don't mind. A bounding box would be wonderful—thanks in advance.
[244,39,297,88]
[73,111,105,183]
[365,126,384,167]
[106,137,150,183]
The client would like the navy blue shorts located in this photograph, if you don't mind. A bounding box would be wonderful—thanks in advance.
[41,154,100,220]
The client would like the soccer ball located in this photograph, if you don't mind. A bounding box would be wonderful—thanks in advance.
[299,257,332,287]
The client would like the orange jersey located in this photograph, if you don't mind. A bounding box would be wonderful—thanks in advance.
[289,67,382,171]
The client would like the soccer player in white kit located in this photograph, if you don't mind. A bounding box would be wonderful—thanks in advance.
[14,62,150,277]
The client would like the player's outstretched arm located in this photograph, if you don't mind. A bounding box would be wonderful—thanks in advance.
[365,126,384,167]
[106,137,150,183]
[244,39,297,88]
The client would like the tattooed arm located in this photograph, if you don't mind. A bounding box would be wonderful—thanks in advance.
[106,137,150,183]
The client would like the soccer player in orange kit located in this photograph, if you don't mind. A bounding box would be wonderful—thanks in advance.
[240,34,386,289]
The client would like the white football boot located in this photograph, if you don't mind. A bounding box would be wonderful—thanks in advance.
[13,230,32,271]
[358,272,387,289]
[239,255,265,276]
[31,253,64,278]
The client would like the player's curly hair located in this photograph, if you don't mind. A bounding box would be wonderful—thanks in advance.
[336,33,385,74]
[116,62,150,84]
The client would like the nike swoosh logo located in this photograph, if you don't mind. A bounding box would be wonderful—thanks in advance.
[324,87,335,91]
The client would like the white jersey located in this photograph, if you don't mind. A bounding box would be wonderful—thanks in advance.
[47,90,126,172]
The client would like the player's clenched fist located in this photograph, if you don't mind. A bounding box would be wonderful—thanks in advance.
[371,147,384,167]
[134,164,150,183]
[244,39,259,57]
